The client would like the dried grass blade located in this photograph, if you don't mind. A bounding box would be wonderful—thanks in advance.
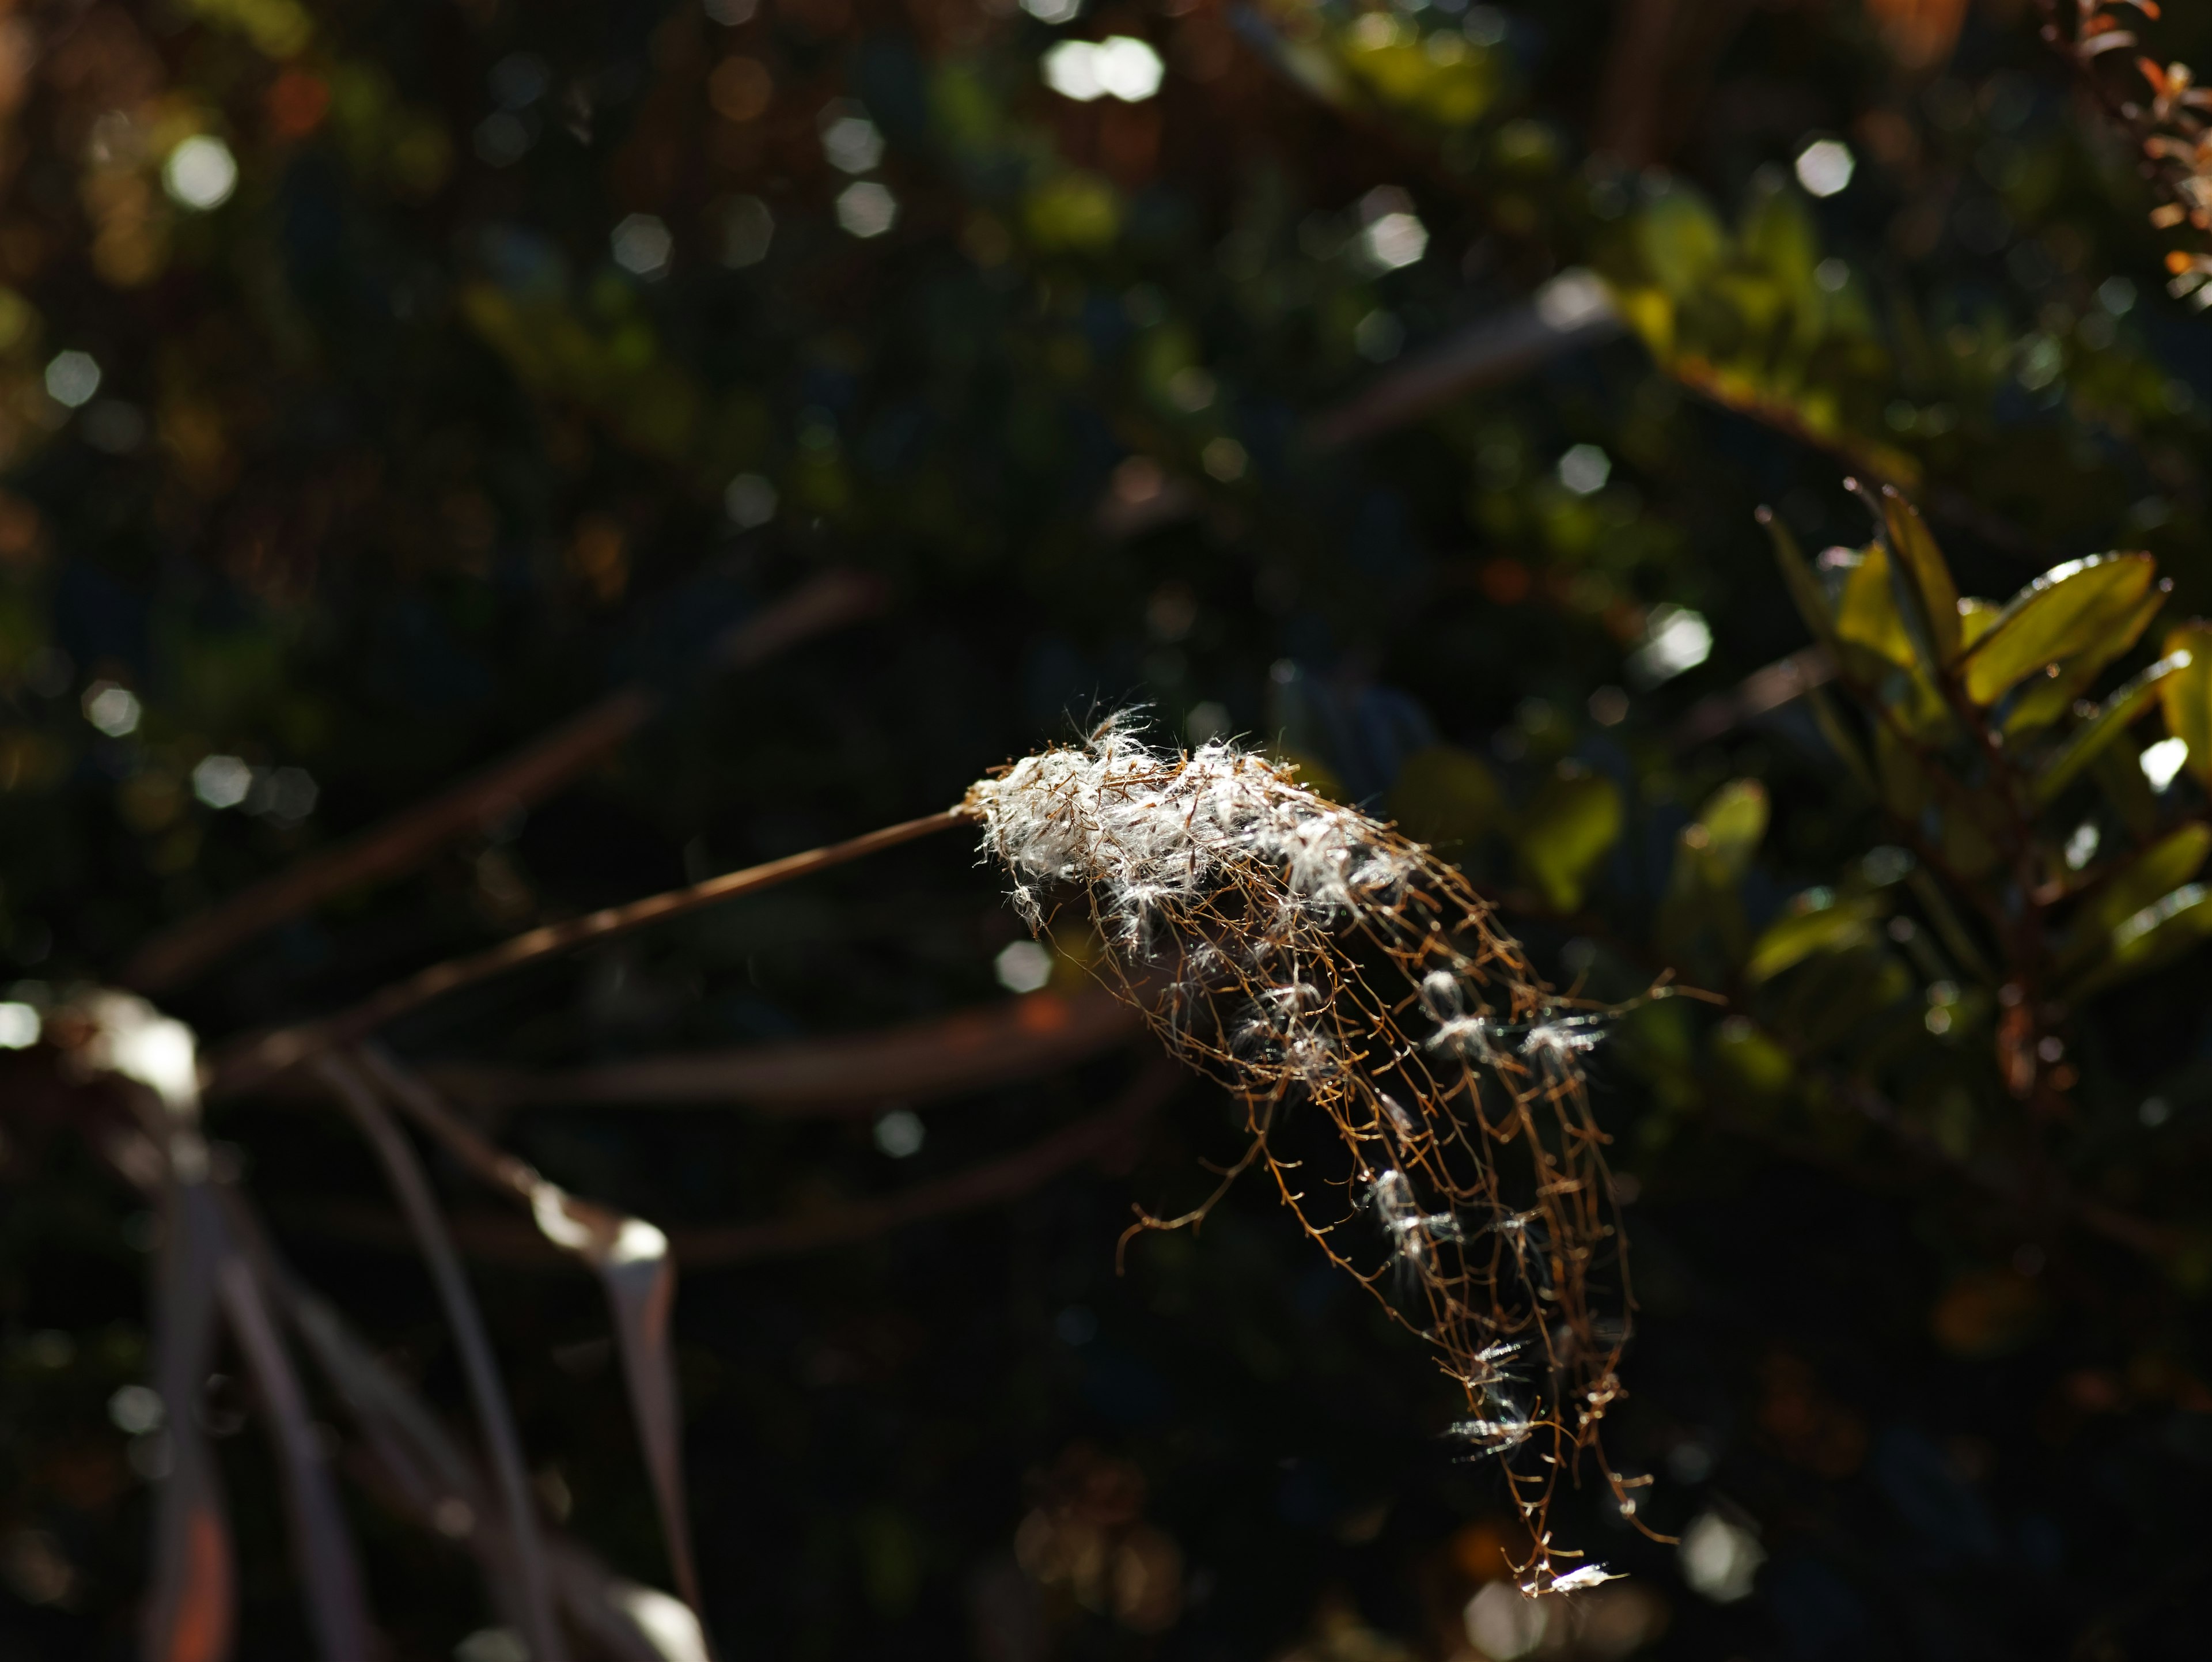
[211,1251,373,1662]
[145,1176,236,1662]
[354,1046,711,1652]
[314,1055,568,1662]
[234,1186,703,1662]
[245,1221,704,1662]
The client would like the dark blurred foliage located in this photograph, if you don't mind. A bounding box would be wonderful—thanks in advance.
[6,0,2212,1657]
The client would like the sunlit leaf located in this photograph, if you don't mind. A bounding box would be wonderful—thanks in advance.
[1878,487,1963,665]
[2059,823,2212,975]
[1518,766,1622,911]
[2001,585,2164,735]
[1957,597,2002,651]
[1959,552,2157,706]
[2157,619,2212,786]
[2033,650,2191,805]
[2071,881,2212,999]
[1835,543,1917,674]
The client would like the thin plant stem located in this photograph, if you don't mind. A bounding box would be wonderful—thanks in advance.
[208,808,968,1097]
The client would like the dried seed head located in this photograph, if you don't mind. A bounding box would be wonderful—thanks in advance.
[965,719,1631,1585]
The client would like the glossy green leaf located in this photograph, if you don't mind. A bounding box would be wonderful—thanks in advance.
[1835,544,1916,673]
[2070,881,2212,1000]
[1747,891,1884,982]
[1879,487,1963,665]
[1518,766,1623,912]
[2157,619,2212,787]
[2001,586,2164,736]
[2059,824,2212,976]
[1957,598,2001,651]
[1389,744,1505,850]
[2033,650,2191,805]
[1959,552,2157,706]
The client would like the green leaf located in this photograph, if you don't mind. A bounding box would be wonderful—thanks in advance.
[1389,744,1505,850]
[1747,890,1884,982]
[1959,552,2157,707]
[1518,766,1623,912]
[1873,720,1930,823]
[1637,187,1727,297]
[2088,731,2162,841]
[1878,487,1963,666]
[2070,881,2212,1000]
[2033,651,2191,806]
[2157,619,2212,787]
[2001,585,2164,736]
[1835,543,1916,673]
[1659,779,1770,970]
[1737,173,1818,294]
[1957,597,2002,652]
[1758,507,1838,653]
[1804,683,1877,798]
[2059,824,2212,976]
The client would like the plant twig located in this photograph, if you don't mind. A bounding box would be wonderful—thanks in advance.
[123,569,885,993]
[280,1062,1179,1267]
[1304,272,1625,452]
[206,807,968,1098]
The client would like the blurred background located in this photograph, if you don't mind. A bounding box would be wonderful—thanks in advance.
[4,0,2212,1656]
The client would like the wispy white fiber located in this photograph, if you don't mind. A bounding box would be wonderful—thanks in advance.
[964,715,1418,947]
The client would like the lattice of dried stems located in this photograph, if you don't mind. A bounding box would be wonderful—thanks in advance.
[964,721,1645,1588]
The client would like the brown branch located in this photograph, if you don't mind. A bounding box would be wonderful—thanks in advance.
[276,1060,1181,1267]
[425,987,1142,1114]
[1669,645,1836,751]
[1304,274,1626,452]
[123,568,885,993]
[204,807,969,1100]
